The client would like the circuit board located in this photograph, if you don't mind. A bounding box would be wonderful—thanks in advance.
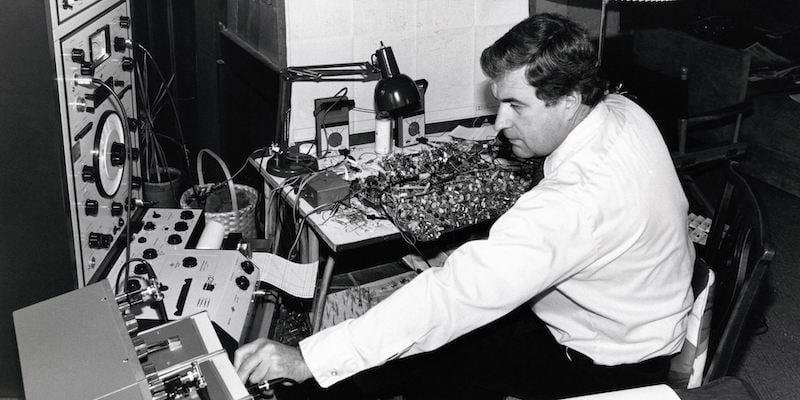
[354,141,543,241]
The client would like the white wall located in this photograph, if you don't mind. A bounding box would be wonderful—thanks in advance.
[284,0,529,143]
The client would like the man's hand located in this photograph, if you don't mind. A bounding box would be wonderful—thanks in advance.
[233,338,313,384]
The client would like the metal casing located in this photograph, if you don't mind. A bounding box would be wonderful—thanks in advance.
[13,280,149,400]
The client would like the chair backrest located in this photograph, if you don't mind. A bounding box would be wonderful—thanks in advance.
[620,29,751,168]
[702,161,775,383]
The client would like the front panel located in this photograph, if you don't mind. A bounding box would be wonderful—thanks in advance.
[53,0,141,284]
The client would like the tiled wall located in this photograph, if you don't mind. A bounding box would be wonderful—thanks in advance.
[285,0,528,142]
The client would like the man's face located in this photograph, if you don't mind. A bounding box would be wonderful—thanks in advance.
[491,68,574,158]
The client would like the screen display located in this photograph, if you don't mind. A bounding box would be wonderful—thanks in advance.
[89,25,110,66]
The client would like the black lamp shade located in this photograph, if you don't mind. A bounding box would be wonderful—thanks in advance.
[374,73,421,117]
[373,44,421,116]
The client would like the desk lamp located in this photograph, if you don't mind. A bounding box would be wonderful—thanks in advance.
[597,0,678,67]
[266,43,421,177]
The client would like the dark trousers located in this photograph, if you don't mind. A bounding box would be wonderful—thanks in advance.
[324,306,671,399]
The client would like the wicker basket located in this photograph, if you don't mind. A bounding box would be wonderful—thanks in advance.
[180,149,258,239]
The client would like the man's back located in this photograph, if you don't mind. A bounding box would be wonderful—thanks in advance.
[529,94,695,364]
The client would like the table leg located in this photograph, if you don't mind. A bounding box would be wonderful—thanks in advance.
[312,256,336,333]
[298,223,308,262]
[306,227,319,263]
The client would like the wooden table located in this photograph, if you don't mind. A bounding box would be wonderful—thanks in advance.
[250,145,408,332]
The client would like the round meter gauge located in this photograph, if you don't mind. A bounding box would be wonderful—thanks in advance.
[92,111,126,198]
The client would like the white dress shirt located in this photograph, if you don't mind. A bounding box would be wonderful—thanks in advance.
[300,94,695,388]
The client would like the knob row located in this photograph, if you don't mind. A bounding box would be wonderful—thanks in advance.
[84,200,125,217]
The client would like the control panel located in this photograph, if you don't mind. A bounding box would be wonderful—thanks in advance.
[51,0,141,284]
[111,208,205,262]
[107,249,260,342]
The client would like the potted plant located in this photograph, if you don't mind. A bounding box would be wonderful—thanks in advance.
[134,46,190,208]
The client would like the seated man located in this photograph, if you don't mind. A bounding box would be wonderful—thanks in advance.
[234,13,695,399]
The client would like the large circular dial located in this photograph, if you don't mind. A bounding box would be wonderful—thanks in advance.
[92,111,125,198]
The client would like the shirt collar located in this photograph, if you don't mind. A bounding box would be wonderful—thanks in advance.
[543,99,608,177]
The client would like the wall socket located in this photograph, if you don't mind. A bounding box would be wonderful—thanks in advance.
[314,95,352,158]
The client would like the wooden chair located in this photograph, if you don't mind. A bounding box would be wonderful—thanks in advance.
[615,28,754,214]
[616,29,753,170]
[701,161,775,383]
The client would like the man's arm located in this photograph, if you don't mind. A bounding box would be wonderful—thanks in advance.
[300,188,598,387]
[236,187,596,388]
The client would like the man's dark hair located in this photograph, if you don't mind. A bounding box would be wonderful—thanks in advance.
[480,13,606,107]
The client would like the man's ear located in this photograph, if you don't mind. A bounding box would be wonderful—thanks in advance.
[562,91,583,112]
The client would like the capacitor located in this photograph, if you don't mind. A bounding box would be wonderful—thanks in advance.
[375,112,393,155]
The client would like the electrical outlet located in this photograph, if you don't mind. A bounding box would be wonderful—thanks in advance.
[314,95,352,158]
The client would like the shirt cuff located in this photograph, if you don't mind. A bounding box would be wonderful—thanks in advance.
[299,320,364,388]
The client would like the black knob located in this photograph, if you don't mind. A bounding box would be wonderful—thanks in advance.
[125,279,141,292]
[85,199,98,216]
[240,260,255,275]
[182,257,198,268]
[131,176,142,189]
[114,37,127,52]
[167,234,182,245]
[88,232,112,249]
[71,48,85,64]
[142,248,158,259]
[180,210,195,220]
[119,16,131,28]
[133,263,149,275]
[143,221,156,231]
[110,142,125,166]
[111,202,123,216]
[235,276,250,290]
[174,221,189,232]
[121,56,133,71]
[82,165,95,182]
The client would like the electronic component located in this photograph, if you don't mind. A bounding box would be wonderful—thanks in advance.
[314,95,354,157]
[354,141,543,241]
[13,280,250,400]
[395,79,428,148]
[269,300,313,347]
[321,269,417,330]
[1,1,140,394]
[106,249,260,342]
[58,1,141,284]
[300,170,351,208]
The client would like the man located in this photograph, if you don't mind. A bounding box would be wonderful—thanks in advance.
[235,13,694,399]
